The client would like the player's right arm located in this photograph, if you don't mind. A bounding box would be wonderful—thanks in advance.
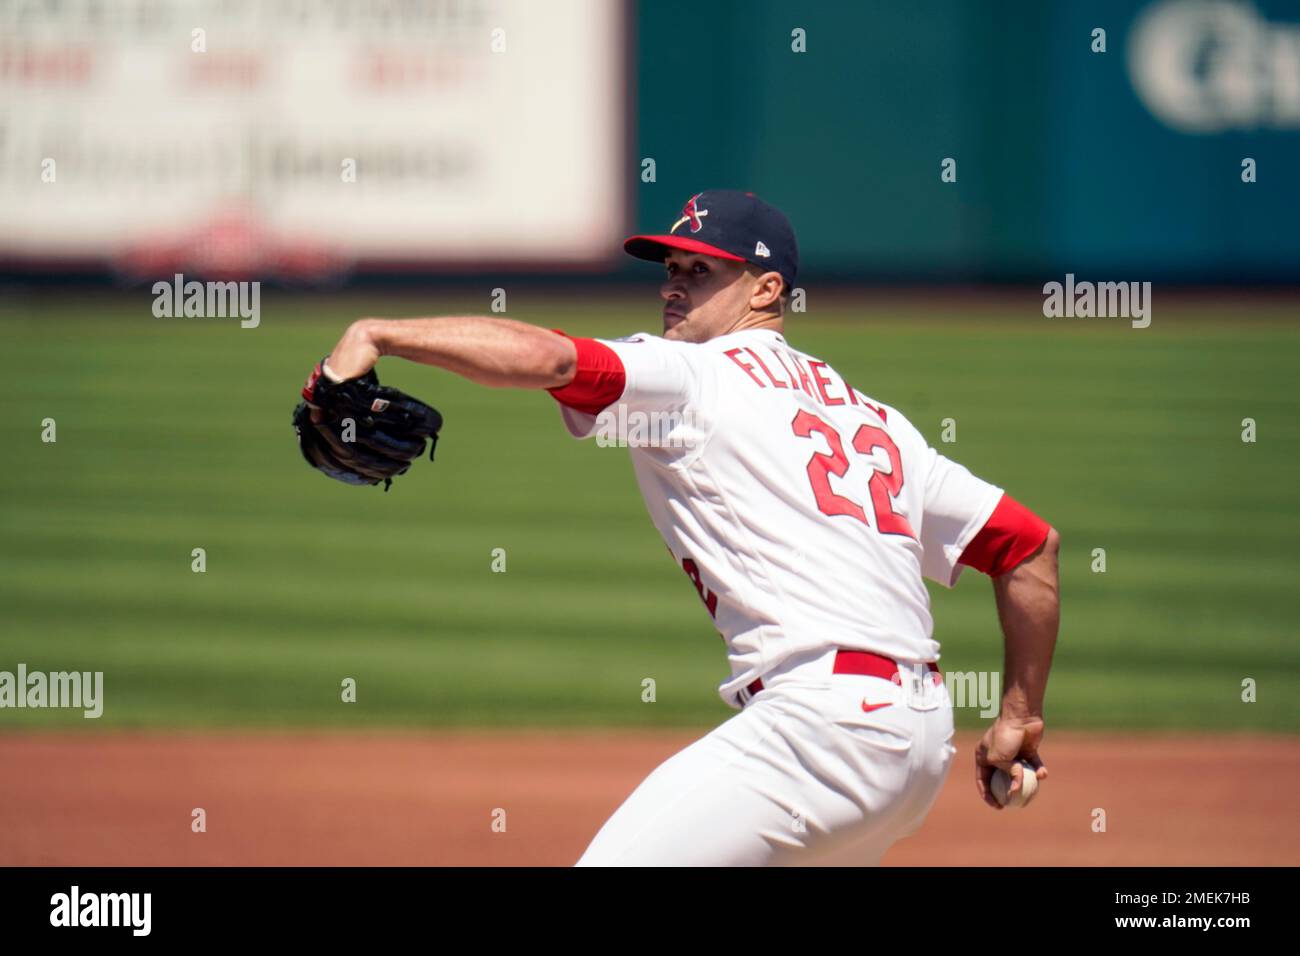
[911,441,1059,811]
[957,495,1060,810]
[972,514,1059,809]
[324,317,579,389]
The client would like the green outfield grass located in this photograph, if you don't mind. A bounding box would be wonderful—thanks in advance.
[1,291,1296,732]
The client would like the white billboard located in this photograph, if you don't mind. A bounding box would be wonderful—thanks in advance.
[0,0,627,277]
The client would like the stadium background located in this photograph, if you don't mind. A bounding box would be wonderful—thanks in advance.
[1,0,1297,866]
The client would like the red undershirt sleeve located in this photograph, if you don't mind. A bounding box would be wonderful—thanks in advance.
[957,494,1052,577]
[545,329,627,416]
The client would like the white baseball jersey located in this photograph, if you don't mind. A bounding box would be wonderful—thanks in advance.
[554,327,1004,708]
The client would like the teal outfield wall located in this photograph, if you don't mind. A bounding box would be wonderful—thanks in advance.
[632,0,1300,283]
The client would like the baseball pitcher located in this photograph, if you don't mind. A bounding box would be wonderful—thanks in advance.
[300,190,1061,866]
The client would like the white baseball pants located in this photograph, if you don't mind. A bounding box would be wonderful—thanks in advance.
[575,650,956,866]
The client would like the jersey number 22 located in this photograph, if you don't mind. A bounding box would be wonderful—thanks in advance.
[791,410,917,539]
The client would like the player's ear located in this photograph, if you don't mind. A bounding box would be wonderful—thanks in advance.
[749,270,784,311]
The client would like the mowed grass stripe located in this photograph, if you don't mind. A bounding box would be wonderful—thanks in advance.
[1,298,1296,731]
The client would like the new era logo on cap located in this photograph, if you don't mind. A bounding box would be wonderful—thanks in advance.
[624,189,798,295]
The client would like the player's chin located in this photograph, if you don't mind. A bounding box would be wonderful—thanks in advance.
[662,313,691,340]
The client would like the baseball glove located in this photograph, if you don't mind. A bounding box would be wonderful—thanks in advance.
[292,359,443,490]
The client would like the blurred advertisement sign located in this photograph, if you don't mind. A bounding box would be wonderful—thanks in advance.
[1129,0,1300,132]
[0,0,625,278]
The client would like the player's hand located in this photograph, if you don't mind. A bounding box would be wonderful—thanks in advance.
[974,714,1048,811]
[324,319,383,381]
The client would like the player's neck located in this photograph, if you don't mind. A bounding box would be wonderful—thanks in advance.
[725,310,784,337]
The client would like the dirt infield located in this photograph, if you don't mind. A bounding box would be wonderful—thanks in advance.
[1,731,1296,866]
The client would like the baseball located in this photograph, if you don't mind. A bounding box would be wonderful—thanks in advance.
[991,760,1040,808]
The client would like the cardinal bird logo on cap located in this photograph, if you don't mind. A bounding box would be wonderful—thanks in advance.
[670,193,708,234]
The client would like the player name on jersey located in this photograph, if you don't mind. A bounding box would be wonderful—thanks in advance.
[722,343,887,419]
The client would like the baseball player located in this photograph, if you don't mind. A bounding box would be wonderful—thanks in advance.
[312,189,1061,866]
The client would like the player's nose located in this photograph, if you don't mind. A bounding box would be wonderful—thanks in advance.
[660,277,686,302]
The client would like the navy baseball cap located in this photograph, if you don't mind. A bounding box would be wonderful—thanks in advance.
[624,190,798,295]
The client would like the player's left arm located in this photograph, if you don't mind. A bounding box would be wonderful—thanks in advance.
[325,316,579,390]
